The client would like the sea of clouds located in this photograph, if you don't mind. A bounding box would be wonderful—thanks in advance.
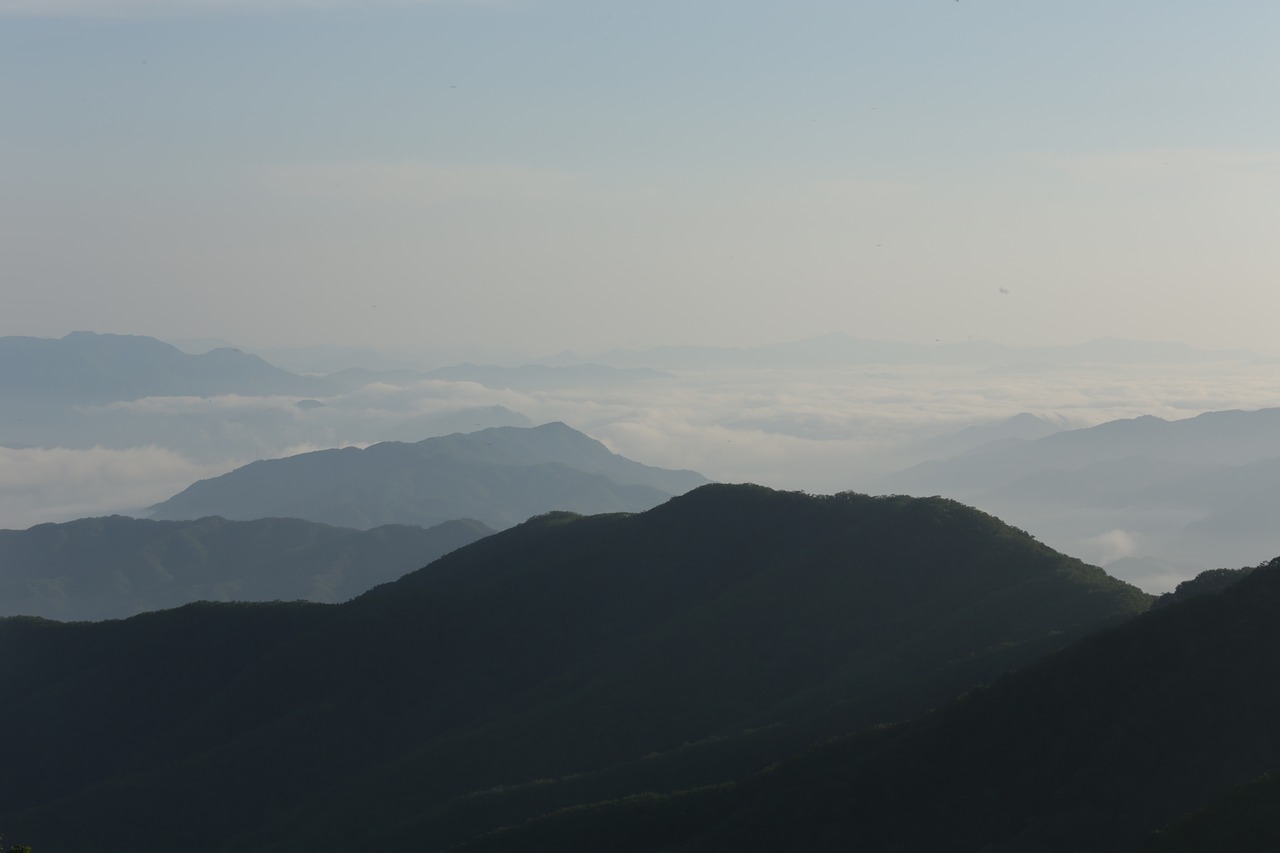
[4,358,1280,591]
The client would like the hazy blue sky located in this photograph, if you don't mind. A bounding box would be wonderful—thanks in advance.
[4,0,1279,355]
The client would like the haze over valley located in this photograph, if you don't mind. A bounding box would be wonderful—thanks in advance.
[6,2,1280,850]
[4,331,1280,592]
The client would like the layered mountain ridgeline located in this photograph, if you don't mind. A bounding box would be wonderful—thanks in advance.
[0,331,338,402]
[0,485,1149,852]
[901,411,1073,461]
[467,556,1280,853]
[889,406,1280,496]
[877,406,1280,588]
[148,421,710,529]
[0,515,493,621]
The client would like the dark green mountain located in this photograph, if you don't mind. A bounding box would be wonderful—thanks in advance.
[0,515,493,621]
[888,407,1280,498]
[0,485,1148,852]
[148,421,710,529]
[471,556,1280,853]
[0,331,338,402]
[1142,772,1280,852]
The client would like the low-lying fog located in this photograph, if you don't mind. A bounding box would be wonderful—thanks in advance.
[4,352,1279,593]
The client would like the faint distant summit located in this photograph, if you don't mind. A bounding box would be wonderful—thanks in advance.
[0,331,339,402]
[148,421,710,530]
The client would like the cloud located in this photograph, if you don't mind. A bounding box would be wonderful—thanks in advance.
[1081,528,1142,564]
[88,393,313,416]
[8,357,1280,547]
[0,446,231,530]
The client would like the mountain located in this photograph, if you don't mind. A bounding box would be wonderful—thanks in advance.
[148,422,711,529]
[902,411,1073,461]
[0,331,338,402]
[885,407,1280,497]
[464,556,1280,853]
[878,407,1280,587]
[0,485,1149,852]
[0,515,493,621]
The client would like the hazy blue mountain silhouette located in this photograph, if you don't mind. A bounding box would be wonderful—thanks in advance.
[886,408,1280,497]
[877,407,1280,583]
[148,422,710,529]
[0,515,493,621]
[0,484,1148,852]
[0,331,338,402]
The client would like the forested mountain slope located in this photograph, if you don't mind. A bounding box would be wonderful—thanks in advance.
[0,331,337,402]
[0,485,1149,852]
[149,421,709,529]
[468,555,1280,853]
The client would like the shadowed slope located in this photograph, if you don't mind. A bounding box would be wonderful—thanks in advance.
[0,485,1148,852]
[469,556,1280,853]
[0,331,337,402]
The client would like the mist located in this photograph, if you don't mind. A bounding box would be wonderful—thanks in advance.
[5,332,1280,593]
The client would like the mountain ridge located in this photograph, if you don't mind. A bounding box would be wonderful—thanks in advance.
[0,331,339,402]
[148,421,710,529]
[0,514,494,620]
[0,484,1149,852]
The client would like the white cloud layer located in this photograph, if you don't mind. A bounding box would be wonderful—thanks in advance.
[6,357,1280,597]
[1082,528,1142,565]
[0,446,233,530]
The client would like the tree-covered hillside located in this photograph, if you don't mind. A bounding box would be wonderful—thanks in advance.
[0,514,493,620]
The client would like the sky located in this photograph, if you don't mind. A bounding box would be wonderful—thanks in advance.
[3,0,1279,357]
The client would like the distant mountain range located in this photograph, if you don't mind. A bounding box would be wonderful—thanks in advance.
[878,406,1280,586]
[0,515,493,621]
[148,422,710,529]
[0,484,1150,851]
[0,331,339,402]
[901,411,1075,461]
